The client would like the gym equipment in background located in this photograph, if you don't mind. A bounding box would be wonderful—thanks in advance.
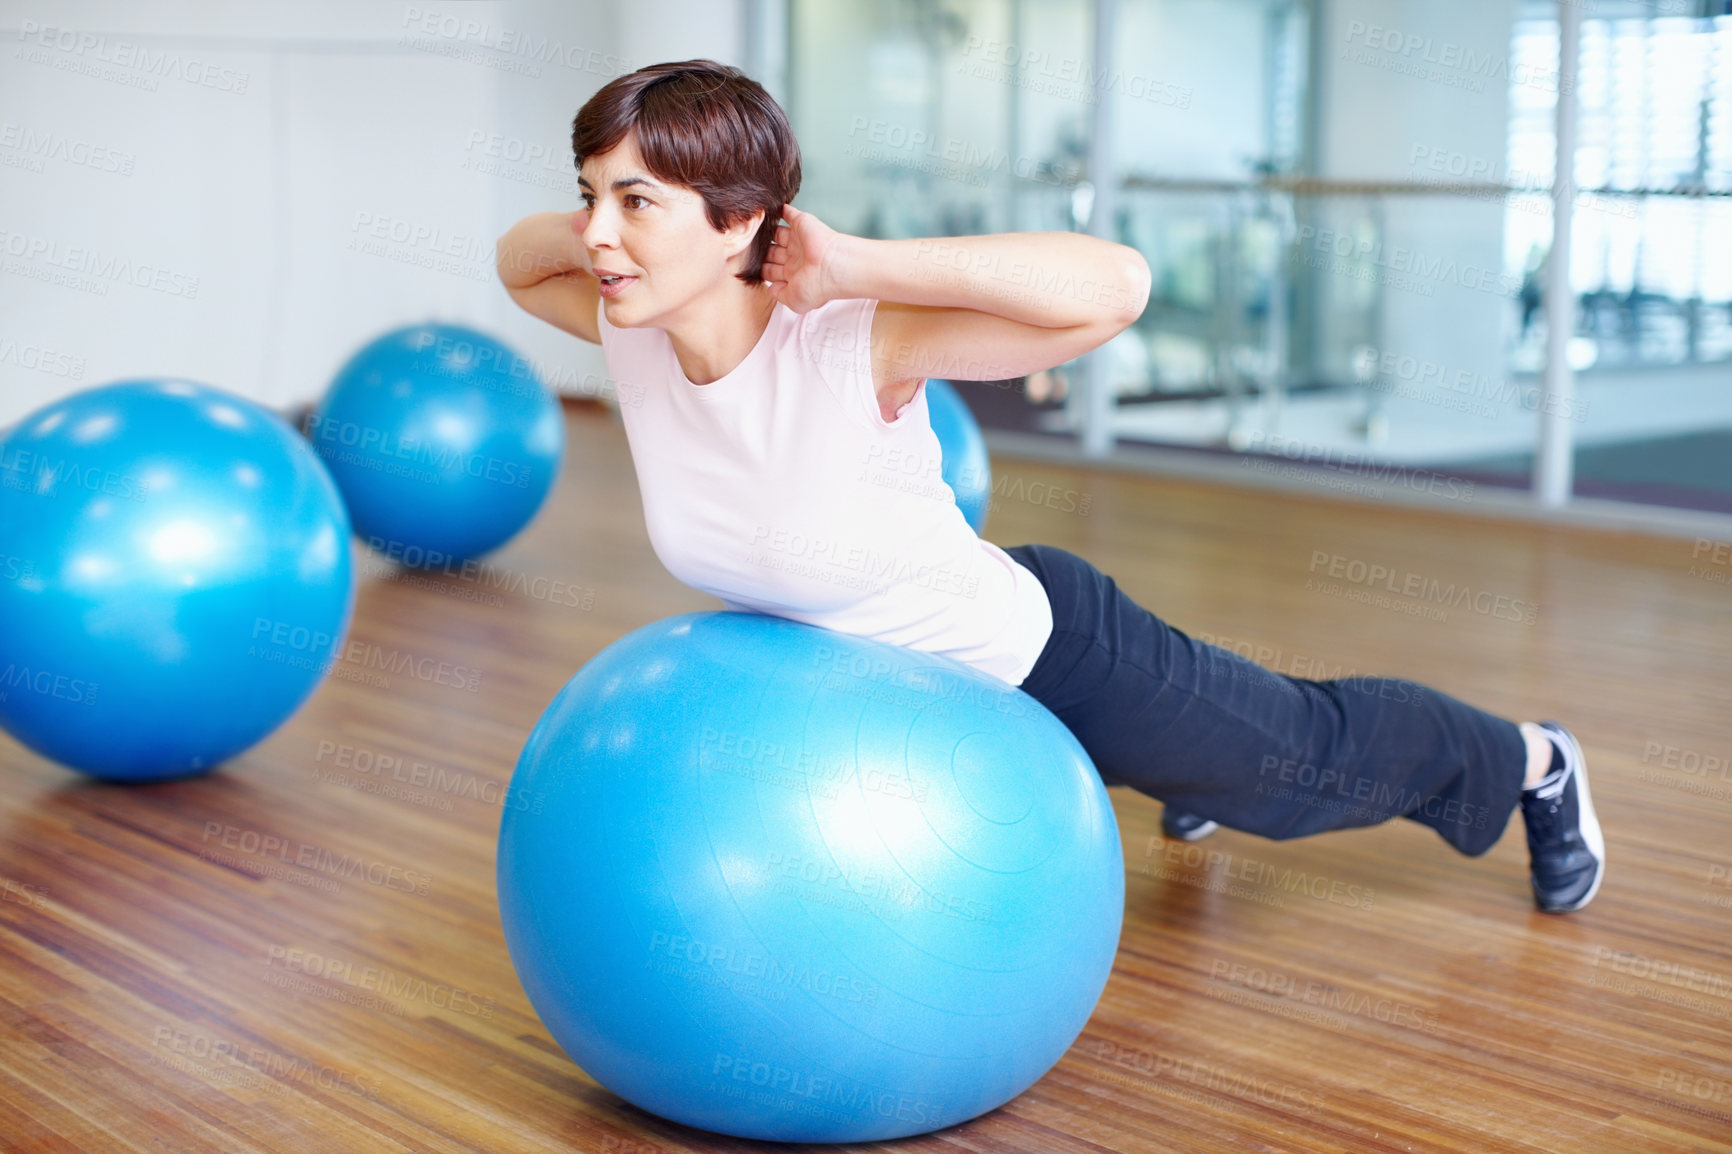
[307,323,563,565]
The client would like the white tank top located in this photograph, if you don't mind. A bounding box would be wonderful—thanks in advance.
[596,296,1053,686]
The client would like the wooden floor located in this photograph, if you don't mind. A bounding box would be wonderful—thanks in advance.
[3,402,1729,1153]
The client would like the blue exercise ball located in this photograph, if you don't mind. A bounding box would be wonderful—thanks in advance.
[306,323,563,565]
[925,379,991,533]
[498,611,1123,1143]
[0,380,354,781]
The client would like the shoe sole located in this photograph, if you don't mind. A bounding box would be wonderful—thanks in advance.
[1538,722,1605,913]
[1164,819,1219,842]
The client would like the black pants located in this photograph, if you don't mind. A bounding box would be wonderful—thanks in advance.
[1003,544,1527,856]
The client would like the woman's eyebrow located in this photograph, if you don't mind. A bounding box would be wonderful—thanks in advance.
[576,174,664,193]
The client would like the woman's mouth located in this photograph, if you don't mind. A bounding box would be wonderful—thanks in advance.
[596,272,637,298]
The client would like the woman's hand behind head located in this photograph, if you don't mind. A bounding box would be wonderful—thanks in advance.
[761,204,847,315]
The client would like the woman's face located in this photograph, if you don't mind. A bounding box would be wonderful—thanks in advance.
[577,131,764,328]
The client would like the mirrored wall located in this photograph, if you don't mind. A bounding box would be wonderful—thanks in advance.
[787,0,1732,514]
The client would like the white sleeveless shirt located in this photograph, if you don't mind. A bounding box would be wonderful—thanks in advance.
[596,296,1053,686]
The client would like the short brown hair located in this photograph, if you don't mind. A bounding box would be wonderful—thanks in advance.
[572,60,800,286]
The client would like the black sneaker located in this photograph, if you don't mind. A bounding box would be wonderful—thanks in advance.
[1161,808,1219,842]
[1520,722,1605,913]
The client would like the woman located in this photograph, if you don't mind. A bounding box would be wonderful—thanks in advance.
[496,59,1603,914]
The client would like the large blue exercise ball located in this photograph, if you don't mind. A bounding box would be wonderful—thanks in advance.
[925,379,991,533]
[0,380,354,781]
[306,323,563,565]
[498,611,1123,1143]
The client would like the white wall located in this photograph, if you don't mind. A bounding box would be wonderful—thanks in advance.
[0,0,741,429]
[619,0,741,69]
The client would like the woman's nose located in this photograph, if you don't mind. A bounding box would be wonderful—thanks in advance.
[581,204,617,248]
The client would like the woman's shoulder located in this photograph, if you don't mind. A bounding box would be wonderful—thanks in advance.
[783,296,877,374]
[794,295,876,330]
[778,298,892,430]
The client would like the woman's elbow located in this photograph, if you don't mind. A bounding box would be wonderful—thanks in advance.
[1112,249,1151,326]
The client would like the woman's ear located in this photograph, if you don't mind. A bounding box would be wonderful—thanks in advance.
[721,207,767,263]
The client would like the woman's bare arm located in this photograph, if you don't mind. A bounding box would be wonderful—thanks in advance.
[496,211,602,345]
[834,230,1148,332]
[763,206,1150,408]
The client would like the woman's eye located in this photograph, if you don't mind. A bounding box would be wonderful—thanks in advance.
[579,193,647,211]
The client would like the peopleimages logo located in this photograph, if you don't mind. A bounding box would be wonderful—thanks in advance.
[1088,1038,1318,1115]
[305,414,536,489]
[1207,959,1443,1034]
[0,227,200,298]
[14,20,251,93]
[1339,19,1568,95]
[399,6,634,79]
[201,822,432,896]
[1293,224,1522,298]
[1242,432,1477,502]
[647,931,880,1006]
[149,1026,377,1099]
[314,739,543,813]
[0,662,98,707]
[1259,755,1487,831]
[710,1051,947,1127]
[1307,550,1537,625]
[264,945,495,1018]
[0,122,136,175]
[1357,344,1589,424]
[0,443,151,503]
[956,37,1193,109]
[0,335,86,380]
[746,525,981,600]
[1690,538,1732,587]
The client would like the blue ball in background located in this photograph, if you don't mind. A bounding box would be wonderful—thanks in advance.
[307,323,564,565]
[925,378,991,533]
[0,380,354,781]
[498,611,1123,1143]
